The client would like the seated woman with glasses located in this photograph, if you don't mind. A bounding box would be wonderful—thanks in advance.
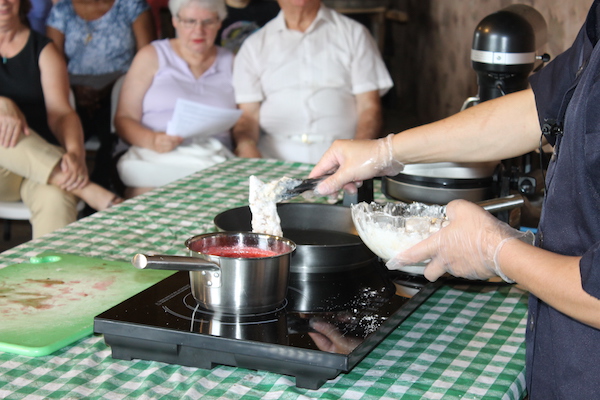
[114,0,238,198]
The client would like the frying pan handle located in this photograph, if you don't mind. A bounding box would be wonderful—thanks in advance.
[132,254,221,272]
[477,194,525,213]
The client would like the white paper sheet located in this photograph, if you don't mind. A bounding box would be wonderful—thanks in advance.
[166,99,242,139]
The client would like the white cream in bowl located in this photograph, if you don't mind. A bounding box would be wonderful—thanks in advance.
[351,202,447,271]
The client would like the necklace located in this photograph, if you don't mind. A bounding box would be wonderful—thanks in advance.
[0,28,19,64]
[75,0,114,44]
[84,22,92,44]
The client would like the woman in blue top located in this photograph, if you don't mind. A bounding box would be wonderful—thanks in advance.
[46,0,156,192]
[310,1,600,398]
[47,0,155,76]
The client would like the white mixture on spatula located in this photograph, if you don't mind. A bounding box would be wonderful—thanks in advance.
[249,175,297,236]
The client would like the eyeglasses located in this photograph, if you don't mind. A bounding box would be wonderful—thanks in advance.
[177,16,220,30]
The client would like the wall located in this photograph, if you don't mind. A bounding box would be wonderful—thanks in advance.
[385,0,592,125]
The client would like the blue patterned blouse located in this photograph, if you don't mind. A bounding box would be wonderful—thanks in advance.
[47,0,149,75]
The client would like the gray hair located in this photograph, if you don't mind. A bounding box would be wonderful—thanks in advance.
[169,0,228,21]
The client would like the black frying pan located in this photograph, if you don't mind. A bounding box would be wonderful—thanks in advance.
[213,203,377,274]
[214,203,395,312]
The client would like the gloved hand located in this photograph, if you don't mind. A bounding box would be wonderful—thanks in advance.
[308,318,362,354]
[386,199,535,282]
[311,134,404,196]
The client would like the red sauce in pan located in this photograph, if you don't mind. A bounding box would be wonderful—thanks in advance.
[203,246,280,258]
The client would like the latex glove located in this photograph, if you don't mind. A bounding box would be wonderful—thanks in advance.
[308,319,362,354]
[387,199,535,282]
[310,134,404,196]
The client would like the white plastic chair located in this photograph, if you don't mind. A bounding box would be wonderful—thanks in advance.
[0,200,85,241]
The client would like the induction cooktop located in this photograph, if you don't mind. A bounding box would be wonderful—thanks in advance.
[94,266,439,389]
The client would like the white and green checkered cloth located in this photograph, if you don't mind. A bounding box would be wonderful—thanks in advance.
[0,158,528,399]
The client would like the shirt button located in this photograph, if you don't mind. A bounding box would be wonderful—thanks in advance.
[528,315,535,331]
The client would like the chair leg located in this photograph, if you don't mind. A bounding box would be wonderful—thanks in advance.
[3,219,11,241]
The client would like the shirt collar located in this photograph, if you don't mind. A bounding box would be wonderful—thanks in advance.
[272,4,334,33]
[202,47,223,77]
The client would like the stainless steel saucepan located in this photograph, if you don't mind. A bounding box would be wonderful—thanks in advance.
[133,232,296,314]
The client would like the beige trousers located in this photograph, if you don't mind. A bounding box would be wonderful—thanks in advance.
[0,131,78,238]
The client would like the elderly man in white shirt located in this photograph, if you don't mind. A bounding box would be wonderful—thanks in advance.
[232,0,393,164]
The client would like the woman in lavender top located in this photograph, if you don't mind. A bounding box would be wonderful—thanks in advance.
[114,0,238,198]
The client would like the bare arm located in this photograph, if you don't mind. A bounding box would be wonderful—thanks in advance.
[500,236,600,329]
[232,102,262,158]
[114,44,182,152]
[393,89,542,164]
[311,89,543,194]
[39,41,88,190]
[40,43,82,151]
[0,96,29,147]
[132,9,157,50]
[45,27,65,57]
[354,90,383,140]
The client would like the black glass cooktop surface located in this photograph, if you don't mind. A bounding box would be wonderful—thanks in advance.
[94,266,438,389]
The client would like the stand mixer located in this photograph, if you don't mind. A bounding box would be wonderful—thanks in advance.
[382,5,550,223]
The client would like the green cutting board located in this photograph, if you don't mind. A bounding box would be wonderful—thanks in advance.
[0,253,174,357]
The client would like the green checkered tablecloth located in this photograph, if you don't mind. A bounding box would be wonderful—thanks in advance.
[0,158,528,399]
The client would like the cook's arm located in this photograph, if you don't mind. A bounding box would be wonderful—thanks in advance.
[499,240,600,329]
[396,198,600,331]
[232,102,262,158]
[391,88,541,164]
[312,89,542,194]
[353,90,383,140]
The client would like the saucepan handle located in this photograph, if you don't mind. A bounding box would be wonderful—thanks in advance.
[132,254,221,272]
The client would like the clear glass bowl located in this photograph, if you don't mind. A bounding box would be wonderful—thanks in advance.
[351,201,447,266]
